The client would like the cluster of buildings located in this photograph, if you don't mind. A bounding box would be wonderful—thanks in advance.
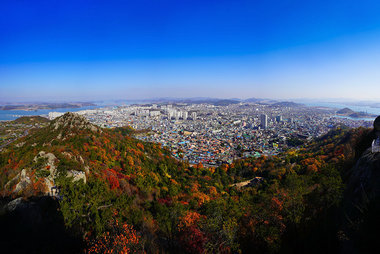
[55,102,373,166]
[134,104,197,120]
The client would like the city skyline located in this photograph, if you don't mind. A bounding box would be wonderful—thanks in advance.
[1,0,380,101]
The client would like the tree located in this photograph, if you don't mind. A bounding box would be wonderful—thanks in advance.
[86,213,144,254]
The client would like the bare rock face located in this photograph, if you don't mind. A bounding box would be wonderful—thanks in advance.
[51,112,101,133]
[66,170,86,183]
[374,115,380,136]
[34,151,58,177]
[5,151,59,195]
[13,169,31,193]
[341,147,380,252]
[347,148,380,202]
[5,148,90,196]
[4,197,25,212]
[4,169,31,194]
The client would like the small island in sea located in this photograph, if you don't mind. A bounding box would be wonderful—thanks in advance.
[336,107,377,118]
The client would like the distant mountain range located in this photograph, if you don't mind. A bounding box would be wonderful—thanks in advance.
[126,97,305,107]
[0,102,96,111]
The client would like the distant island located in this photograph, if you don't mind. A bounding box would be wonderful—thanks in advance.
[336,107,376,118]
[0,102,96,111]
[270,101,303,107]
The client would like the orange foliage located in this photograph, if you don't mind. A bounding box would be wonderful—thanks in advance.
[178,211,202,229]
[307,164,318,173]
[103,169,120,190]
[86,219,142,254]
[208,186,218,196]
[191,182,200,192]
[192,192,211,206]
[136,143,144,150]
[203,175,212,182]
[178,211,207,254]
[221,164,229,172]
[271,197,283,211]
[126,156,134,167]
[170,179,179,185]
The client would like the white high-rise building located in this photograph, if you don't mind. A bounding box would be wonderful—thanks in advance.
[176,111,181,120]
[191,112,197,120]
[168,109,176,119]
[260,114,268,129]
[183,111,188,120]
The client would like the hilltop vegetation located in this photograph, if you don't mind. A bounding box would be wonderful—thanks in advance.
[0,116,50,148]
[12,116,50,124]
[0,113,378,253]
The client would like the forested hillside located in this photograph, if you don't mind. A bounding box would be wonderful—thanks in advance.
[0,113,378,253]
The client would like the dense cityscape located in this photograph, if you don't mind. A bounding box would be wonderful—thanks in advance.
[44,102,374,166]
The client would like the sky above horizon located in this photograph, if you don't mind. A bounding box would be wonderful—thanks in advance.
[1,0,380,102]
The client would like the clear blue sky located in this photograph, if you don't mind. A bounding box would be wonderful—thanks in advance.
[1,0,380,102]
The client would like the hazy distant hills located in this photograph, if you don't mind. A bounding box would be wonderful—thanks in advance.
[0,102,96,111]
[270,101,303,107]
[336,107,355,115]
[141,97,241,105]
[128,97,305,107]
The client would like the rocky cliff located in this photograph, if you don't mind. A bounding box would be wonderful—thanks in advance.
[341,145,380,253]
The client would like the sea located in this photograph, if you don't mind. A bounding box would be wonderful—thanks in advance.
[0,106,100,121]
[303,102,380,121]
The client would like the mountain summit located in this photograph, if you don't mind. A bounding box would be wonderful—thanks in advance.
[50,112,100,133]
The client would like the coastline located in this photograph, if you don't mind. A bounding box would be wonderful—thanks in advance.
[0,105,100,121]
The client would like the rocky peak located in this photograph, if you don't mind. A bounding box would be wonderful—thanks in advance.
[347,148,380,200]
[50,112,101,132]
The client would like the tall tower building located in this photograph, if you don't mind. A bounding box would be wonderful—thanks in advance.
[260,114,268,129]
[183,111,188,120]
[191,112,197,120]
[168,109,175,119]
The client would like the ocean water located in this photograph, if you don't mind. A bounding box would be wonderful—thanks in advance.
[304,102,380,117]
[0,106,100,121]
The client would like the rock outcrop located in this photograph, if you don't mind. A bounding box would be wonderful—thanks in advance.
[0,196,83,253]
[5,169,31,194]
[346,148,380,205]
[341,145,380,253]
[51,112,101,133]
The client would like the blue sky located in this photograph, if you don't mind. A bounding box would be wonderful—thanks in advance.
[1,0,380,102]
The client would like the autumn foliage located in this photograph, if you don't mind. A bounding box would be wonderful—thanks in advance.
[86,213,143,254]
[0,114,372,253]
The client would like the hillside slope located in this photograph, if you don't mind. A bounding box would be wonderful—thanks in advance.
[0,113,379,253]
